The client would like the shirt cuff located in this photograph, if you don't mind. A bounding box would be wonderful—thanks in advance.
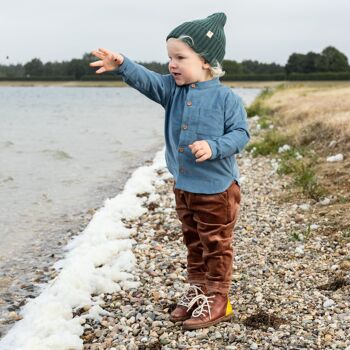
[206,139,218,160]
[112,54,129,75]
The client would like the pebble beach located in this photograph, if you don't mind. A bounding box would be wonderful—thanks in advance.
[78,116,350,350]
[1,108,349,350]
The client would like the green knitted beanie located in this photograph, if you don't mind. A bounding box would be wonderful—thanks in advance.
[166,12,227,66]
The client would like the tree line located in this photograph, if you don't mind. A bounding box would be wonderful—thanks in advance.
[0,46,349,81]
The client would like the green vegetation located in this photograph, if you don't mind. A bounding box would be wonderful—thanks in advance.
[290,224,311,242]
[246,88,274,117]
[277,148,325,200]
[246,130,288,155]
[343,229,350,239]
[246,88,326,200]
[0,46,349,81]
[290,224,312,242]
[257,116,272,129]
[286,46,348,74]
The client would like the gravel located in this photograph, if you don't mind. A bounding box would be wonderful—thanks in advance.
[4,117,350,349]
[80,117,350,349]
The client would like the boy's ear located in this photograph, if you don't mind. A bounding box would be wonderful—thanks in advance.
[200,56,211,70]
[202,61,211,70]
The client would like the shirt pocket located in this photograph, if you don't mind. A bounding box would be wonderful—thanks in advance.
[196,108,224,137]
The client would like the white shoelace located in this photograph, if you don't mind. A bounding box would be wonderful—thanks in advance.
[186,294,215,319]
[177,284,205,308]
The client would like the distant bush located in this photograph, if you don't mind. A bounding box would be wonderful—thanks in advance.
[0,76,73,81]
[222,74,286,81]
[287,72,350,80]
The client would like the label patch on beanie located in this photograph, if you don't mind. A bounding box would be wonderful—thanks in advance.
[206,30,214,38]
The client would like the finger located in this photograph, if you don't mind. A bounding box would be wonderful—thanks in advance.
[91,50,104,59]
[195,150,206,158]
[196,154,209,163]
[190,144,200,154]
[99,48,112,55]
[191,147,199,155]
[96,67,106,74]
[89,60,103,67]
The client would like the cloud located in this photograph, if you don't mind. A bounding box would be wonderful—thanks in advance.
[1,0,349,65]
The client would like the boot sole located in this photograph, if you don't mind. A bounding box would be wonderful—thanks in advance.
[169,315,191,322]
[182,313,233,330]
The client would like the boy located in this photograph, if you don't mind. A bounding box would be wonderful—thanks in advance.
[90,12,250,329]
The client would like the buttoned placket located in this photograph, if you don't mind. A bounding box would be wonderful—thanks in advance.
[178,83,196,176]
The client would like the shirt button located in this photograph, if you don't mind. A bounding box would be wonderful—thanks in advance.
[191,84,196,88]
[182,124,188,130]
[186,101,192,106]
[179,147,184,152]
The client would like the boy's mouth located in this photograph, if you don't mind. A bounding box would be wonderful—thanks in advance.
[173,72,181,77]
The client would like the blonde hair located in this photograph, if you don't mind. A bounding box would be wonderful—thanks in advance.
[178,35,226,78]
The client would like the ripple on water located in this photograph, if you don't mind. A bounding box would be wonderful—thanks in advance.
[41,149,73,160]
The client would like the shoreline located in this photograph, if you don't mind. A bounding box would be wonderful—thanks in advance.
[1,117,349,349]
[2,80,350,89]
[1,85,349,349]
[0,148,163,341]
[0,81,279,88]
[0,148,168,349]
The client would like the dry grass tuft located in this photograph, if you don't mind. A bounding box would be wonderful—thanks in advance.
[260,83,350,243]
[267,85,350,152]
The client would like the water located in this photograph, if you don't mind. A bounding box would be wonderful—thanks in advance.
[0,85,260,337]
[0,87,166,258]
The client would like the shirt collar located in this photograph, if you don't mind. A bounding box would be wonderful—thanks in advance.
[190,77,221,89]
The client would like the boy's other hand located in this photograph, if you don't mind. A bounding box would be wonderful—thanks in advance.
[189,140,212,162]
[90,48,124,74]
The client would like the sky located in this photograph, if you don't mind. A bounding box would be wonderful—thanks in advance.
[1,0,349,66]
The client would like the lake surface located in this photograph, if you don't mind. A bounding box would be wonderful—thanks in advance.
[0,87,166,260]
[0,85,260,337]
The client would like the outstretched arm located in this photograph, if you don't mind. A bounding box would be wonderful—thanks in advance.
[90,48,174,108]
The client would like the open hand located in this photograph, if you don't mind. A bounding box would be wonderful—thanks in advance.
[189,140,212,162]
[90,48,124,74]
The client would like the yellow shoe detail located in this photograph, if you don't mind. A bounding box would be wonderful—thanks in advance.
[225,298,233,316]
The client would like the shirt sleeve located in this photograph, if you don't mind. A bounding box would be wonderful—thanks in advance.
[206,92,250,160]
[113,55,174,108]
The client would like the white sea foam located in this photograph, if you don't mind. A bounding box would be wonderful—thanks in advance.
[0,148,167,350]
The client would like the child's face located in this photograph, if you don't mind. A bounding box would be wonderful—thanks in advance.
[166,38,212,86]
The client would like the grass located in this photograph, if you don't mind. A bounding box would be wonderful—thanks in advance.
[258,116,272,129]
[290,224,312,242]
[246,124,326,200]
[342,229,350,239]
[246,130,288,156]
[246,82,350,242]
[277,146,325,200]
[263,84,350,148]
[246,83,340,201]
[246,87,275,117]
[293,163,325,200]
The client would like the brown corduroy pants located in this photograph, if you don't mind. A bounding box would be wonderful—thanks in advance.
[173,181,241,294]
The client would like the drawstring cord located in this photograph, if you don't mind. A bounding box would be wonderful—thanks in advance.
[186,294,215,319]
[177,284,205,308]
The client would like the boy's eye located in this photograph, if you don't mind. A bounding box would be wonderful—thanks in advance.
[168,56,185,60]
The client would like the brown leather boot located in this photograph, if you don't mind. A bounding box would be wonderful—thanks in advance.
[182,292,233,329]
[169,284,206,322]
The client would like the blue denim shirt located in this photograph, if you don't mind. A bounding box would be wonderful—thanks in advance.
[114,56,250,194]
